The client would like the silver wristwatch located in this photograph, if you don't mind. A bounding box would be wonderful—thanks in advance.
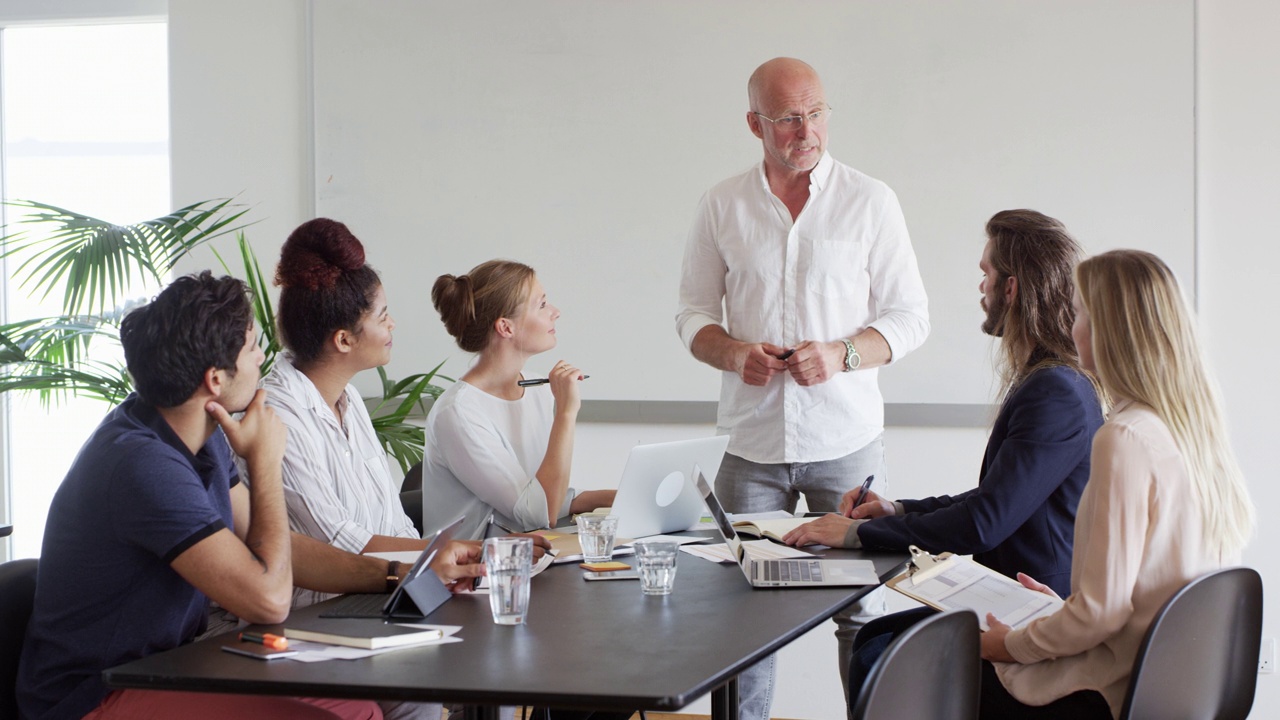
[842,338,861,372]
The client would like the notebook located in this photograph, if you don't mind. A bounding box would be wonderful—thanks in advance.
[694,469,878,588]
[608,435,731,539]
[320,516,464,619]
[283,617,444,650]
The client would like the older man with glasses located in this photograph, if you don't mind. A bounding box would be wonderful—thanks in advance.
[676,57,930,720]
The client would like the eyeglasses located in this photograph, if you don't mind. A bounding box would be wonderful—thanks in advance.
[752,107,831,131]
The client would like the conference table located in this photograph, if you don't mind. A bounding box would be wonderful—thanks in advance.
[105,535,908,720]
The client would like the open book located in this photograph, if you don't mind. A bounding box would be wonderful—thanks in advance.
[888,546,1064,631]
[730,516,813,543]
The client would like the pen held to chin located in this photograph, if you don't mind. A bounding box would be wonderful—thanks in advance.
[517,374,590,387]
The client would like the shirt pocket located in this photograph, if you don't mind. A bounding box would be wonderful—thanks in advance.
[802,238,865,299]
[363,453,396,494]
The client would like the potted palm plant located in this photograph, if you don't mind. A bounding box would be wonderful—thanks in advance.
[0,198,447,472]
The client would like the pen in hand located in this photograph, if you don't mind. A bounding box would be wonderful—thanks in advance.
[845,475,875,518]
[518,375,589,387]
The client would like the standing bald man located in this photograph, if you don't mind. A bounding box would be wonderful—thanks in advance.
[677,58,929,719]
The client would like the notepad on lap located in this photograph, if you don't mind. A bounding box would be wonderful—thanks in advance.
[284,618,444,650]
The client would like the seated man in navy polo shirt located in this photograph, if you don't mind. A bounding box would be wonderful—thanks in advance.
[17,272,479,720]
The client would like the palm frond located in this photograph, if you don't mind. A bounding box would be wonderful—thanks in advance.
[366,364,454,473]
[0,316,122,370]
[1,198,253,317]
[212,231,281,374]
[0,358,131,407]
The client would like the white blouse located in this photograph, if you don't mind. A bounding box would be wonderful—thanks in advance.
[422,380,572,541]
[257,357,418,607]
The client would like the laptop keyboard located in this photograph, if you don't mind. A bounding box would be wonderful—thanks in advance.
[319,592,388,619]
[761,559,824,584]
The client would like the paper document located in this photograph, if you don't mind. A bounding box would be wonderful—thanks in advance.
[889,554,1063,631]
[681,539,813,564]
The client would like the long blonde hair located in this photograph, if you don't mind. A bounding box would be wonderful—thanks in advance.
[1076,250,1254,557]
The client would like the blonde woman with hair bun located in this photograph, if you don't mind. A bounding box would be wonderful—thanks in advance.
[979,249,1255,719]
[423,260,616,541]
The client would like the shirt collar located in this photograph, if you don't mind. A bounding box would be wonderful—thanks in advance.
[126,393,222,480]
[754,150,835,193]
[272,355,349,421]
[809,151,834,191]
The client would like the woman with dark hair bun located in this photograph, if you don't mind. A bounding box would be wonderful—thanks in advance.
[423,260,615,541]
[266,218,428,607]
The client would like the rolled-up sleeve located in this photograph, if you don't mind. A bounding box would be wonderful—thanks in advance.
[676,192,728,351]
[865,188,929,363]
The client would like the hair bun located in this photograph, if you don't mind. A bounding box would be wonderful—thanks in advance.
[276,218,367,291]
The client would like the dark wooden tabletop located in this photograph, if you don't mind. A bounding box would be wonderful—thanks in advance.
[105,535,907,717]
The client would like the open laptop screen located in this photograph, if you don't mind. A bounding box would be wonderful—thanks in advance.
[693,468,747,567]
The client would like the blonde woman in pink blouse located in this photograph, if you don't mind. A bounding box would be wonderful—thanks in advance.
[979,250,1254,719]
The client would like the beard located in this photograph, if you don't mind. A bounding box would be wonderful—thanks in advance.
[981,291,1008,337]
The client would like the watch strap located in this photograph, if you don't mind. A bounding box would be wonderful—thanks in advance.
[386,560,401,593]
[842,338,861,372]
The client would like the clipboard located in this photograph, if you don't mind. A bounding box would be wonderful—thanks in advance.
[886,545,1064,631]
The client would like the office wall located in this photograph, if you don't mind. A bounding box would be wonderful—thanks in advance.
[169,1,1279,717]
[308,0,1193,406]
[1198,0,1280,712]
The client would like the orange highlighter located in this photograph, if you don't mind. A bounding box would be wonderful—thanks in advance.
[238,631,289,650]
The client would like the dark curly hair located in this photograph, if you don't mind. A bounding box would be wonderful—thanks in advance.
[275,218,382,366]
[120,271,253,408]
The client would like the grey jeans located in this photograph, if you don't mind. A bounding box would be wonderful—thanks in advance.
[715,438,888,720]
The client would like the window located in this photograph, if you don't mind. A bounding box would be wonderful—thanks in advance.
[1,20,168,559]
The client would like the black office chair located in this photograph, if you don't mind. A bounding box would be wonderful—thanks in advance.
[849,609,980,720]
[1118,566,1262,720]
[400,461,424,536]
[0,558,39,720]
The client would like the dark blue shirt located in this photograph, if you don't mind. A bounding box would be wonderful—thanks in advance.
[858,364,1103,597]
[17,394,238,720]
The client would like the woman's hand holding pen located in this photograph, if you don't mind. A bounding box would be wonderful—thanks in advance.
[547,360,584,415]
[839,488,895,519]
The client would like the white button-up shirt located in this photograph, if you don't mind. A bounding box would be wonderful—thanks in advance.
[256,357,418,607]
[676,153,929,464]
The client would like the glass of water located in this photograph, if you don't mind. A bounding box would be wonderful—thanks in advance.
[575,513,619,563]
[483,536,533,625]
[634,539,680,596]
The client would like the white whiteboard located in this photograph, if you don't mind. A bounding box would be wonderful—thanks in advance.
[312,0,1193,405]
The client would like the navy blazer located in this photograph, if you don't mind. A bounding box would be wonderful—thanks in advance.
[858,364,1102,597]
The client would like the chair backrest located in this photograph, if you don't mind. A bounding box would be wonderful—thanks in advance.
[401,461,423,493]
[1120,566,1263,720]
[400,489,424,536]
[850,609,980,720]
[0,558,39,720]
[400,461,424,535]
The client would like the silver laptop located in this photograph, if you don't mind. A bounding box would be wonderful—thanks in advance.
[610,435,731,539]
[694,470,878,588]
